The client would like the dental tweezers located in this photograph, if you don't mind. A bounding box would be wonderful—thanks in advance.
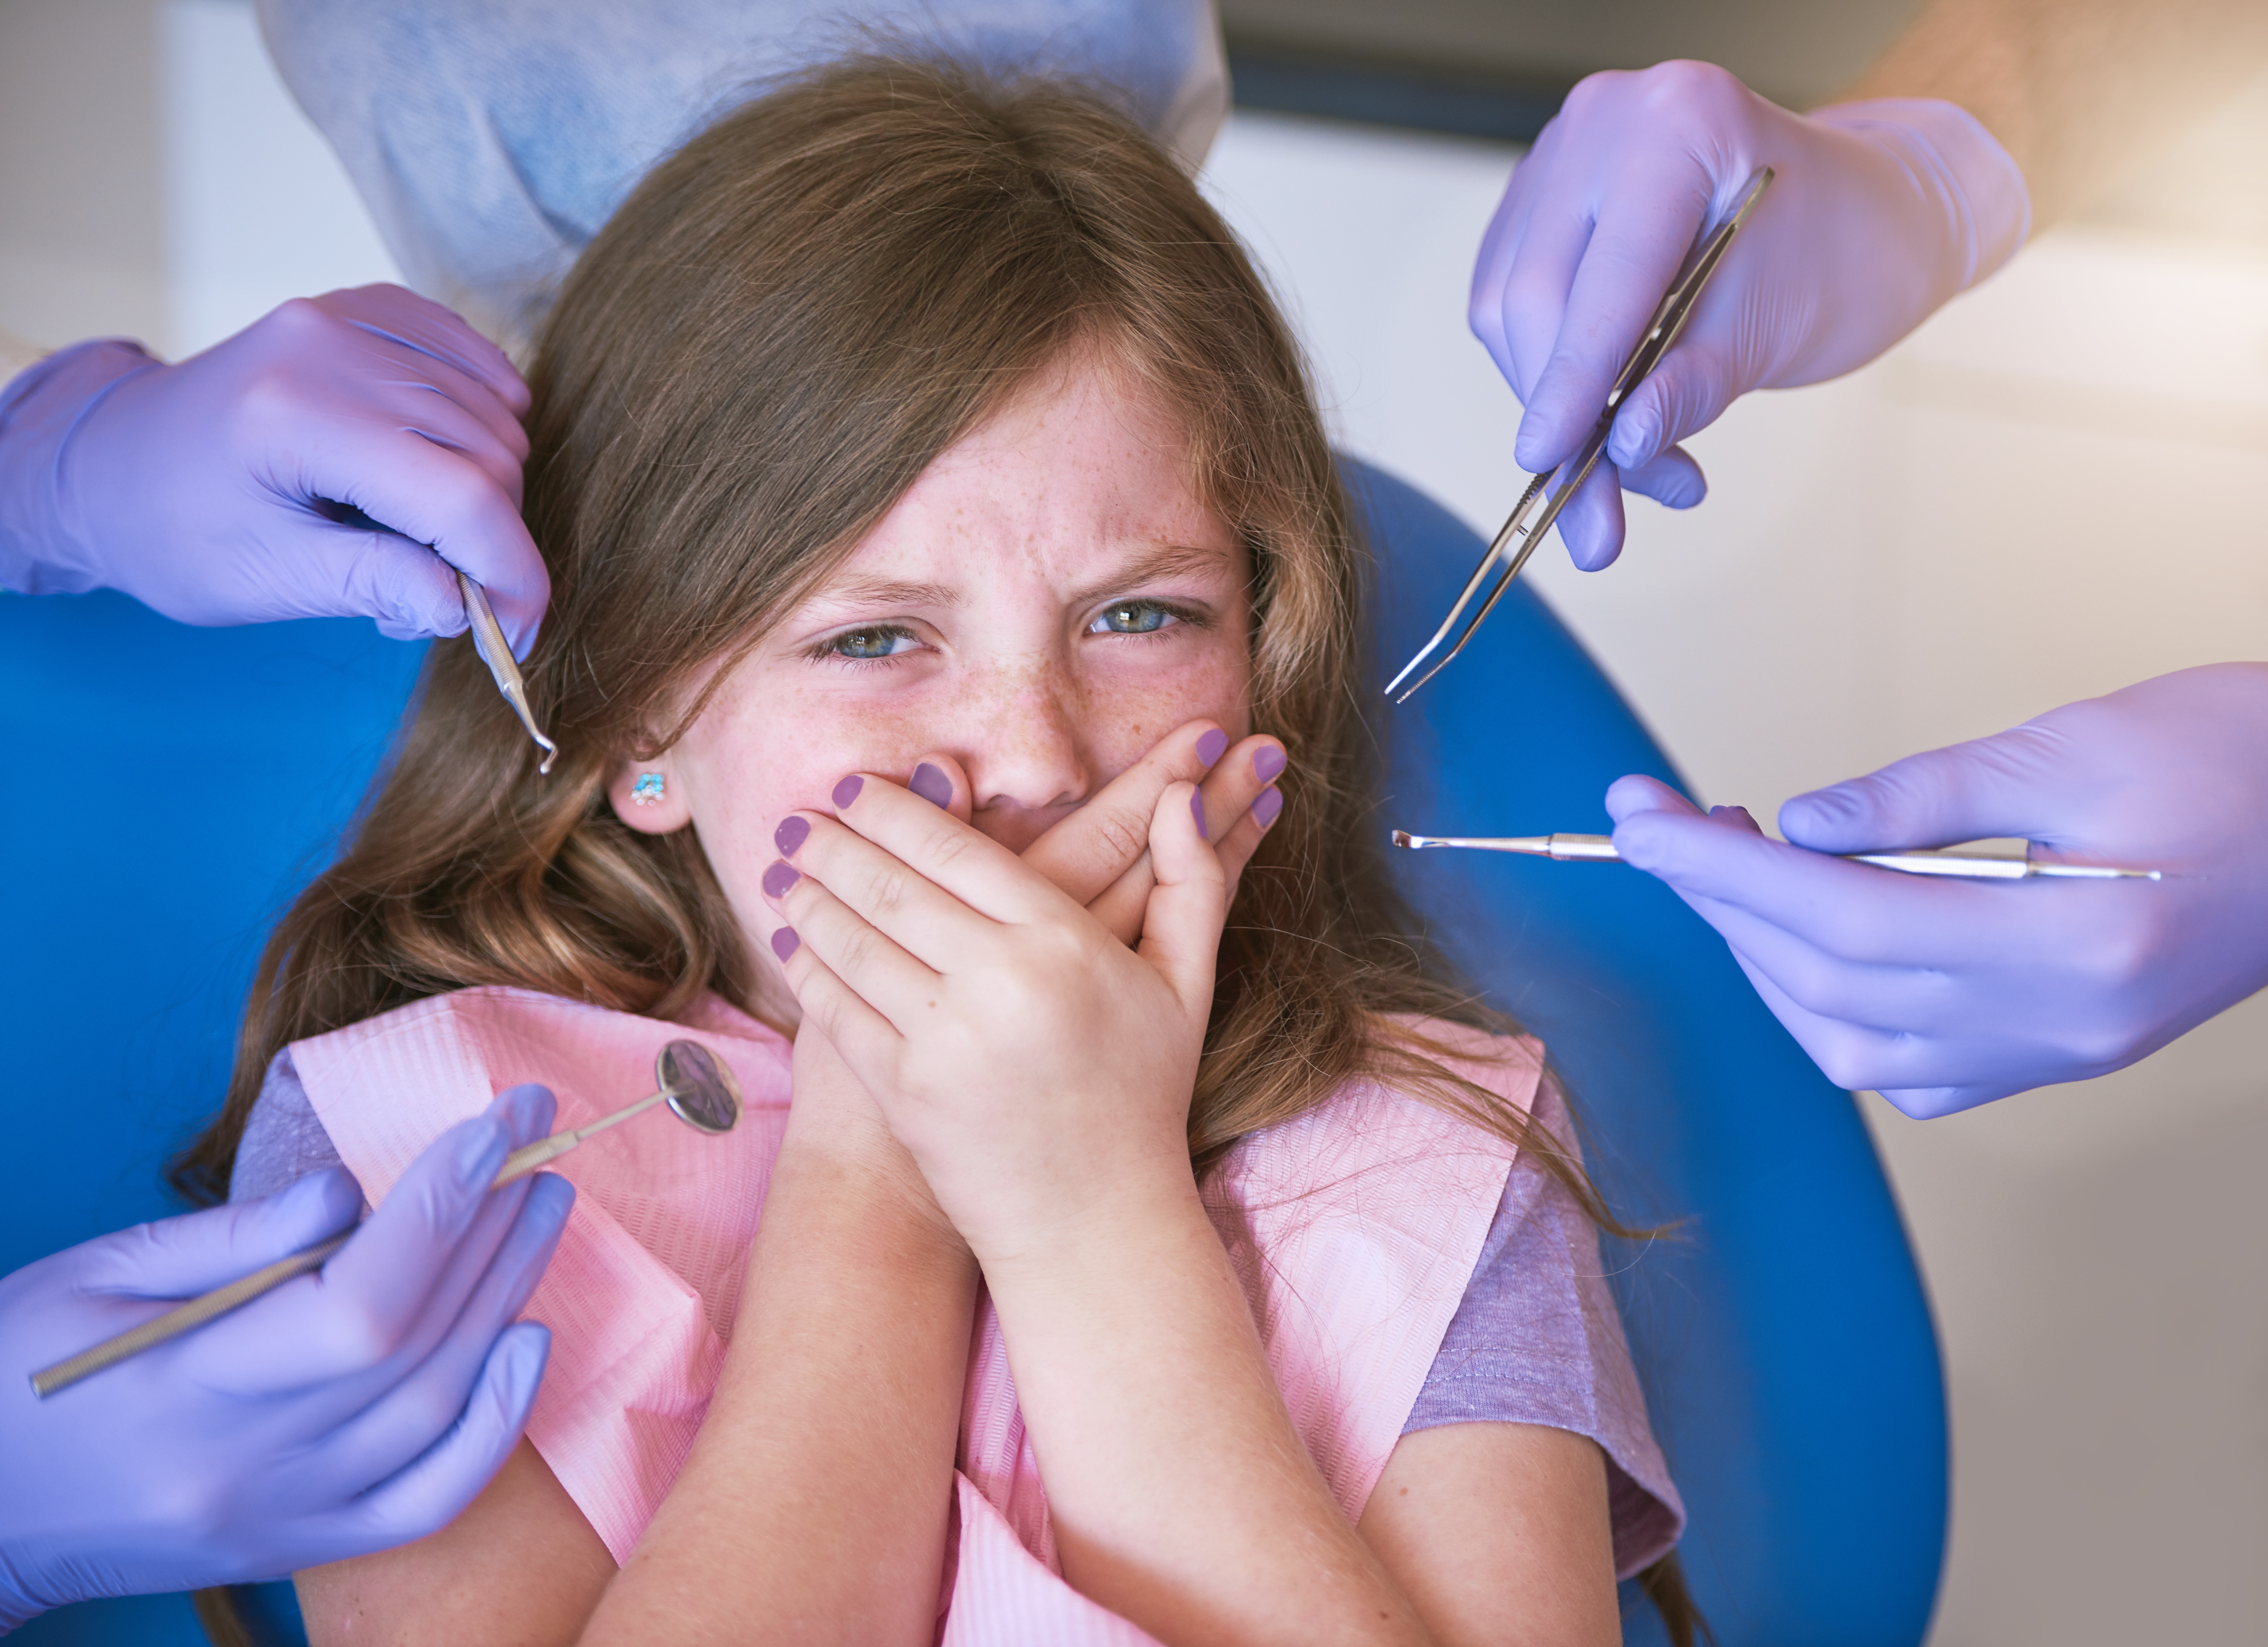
[1384,166,1777,704]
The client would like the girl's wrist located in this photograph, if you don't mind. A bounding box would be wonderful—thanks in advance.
[975,1172,1219,1303]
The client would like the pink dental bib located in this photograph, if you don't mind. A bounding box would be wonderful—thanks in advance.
[293,987,1539,1642]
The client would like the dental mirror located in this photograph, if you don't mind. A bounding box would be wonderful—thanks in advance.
[32,1038,743,1398]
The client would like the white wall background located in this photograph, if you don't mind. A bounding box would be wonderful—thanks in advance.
[7,3,2268,1640]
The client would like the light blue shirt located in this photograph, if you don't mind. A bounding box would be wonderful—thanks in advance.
[259,0,1226,353]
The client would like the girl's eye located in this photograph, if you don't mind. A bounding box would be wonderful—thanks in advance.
[826,625,918,661]
[1089,601,1178,636]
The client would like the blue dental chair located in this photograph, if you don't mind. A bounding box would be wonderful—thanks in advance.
[0,461,1946,1645]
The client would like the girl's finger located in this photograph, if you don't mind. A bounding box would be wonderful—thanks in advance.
[1136,781,1229,1016]
[1201,737,1285,903]
[776,804,1006,971]
[1022,720,1230,907]
[903,752,974,824]
[1087,737,1285,944]
[768,860,946,1029]
[820,774,1076,927]
[768,921,904,1080]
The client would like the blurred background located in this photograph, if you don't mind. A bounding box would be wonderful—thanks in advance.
[7,1,2268,1640]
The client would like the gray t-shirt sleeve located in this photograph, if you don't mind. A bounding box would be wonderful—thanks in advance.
[229,1047,349,1203]
[1403,1074,1684,1579]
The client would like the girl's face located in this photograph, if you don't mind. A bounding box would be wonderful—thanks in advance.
[610,351,1254,1017]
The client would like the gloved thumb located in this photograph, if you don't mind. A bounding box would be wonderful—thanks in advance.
[1780,725,2065,853]
[81,1168,364,1298]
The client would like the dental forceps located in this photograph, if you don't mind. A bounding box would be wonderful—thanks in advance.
[1391,831,2164,881]
[30,1041,741,1399]
[1384,165,1777,704]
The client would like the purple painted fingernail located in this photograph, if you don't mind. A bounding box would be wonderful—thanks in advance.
[774,815,809,856]
[1253,788,1284,828]
[1191,790,1208,840]
[1195,728,1229,766]
[1253,744,1287,782]
[771,926,800,961]
[832,773,864,809]
[762,860,801,898]
[911,762,951,808]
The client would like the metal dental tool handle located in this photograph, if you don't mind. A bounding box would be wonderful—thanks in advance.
[1384,166,1777,705]
[1390,830,2163,881]
[30,1042,743,1399]
[460,570,558,776]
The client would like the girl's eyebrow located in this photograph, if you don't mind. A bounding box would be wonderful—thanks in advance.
[807,575,963,610]
[1066,542,1235,611]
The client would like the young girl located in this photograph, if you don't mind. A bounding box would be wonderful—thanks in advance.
[185,58,1687,1647]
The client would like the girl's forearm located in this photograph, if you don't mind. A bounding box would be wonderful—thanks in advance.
[982,1185,1436,1647]
[580,1119,977,1647]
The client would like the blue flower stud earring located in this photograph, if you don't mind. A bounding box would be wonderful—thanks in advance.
[631,772,665,807]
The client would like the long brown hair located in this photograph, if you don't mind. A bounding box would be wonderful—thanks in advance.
[176,58,1695,1641]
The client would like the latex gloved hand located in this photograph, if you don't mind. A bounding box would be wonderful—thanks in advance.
[0,284,547,652]
[0,1085,574,1625]
[1606,665,2268,1117]
[1470,61,2032,569]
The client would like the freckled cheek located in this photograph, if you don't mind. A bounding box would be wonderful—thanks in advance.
[681,685,949,873]
[1081,645,1253,779]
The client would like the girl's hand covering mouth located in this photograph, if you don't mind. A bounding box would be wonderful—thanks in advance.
[762,769,1226,1263]
[922,720,1287,946]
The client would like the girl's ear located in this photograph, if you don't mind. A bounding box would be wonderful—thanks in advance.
[607,759,692,834]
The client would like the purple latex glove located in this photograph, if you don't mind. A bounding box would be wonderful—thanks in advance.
[1470,61,2031,570]
[1606,666,2268,1118]
[0,284,547,654]
[0,1084,574,1625]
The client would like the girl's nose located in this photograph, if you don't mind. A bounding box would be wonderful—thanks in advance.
[963,662,1090,838]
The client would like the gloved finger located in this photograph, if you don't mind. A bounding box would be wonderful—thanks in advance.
[1615,444,1708,511]
[1513,154,1713,473]
[303,1172,571,1490]
[1470,155,1586,408]
[1778,727,2067,854]
[271,518,471,640]
[1550,458,1628,571]
[354,368,531,499]
[1611,799,2023,966]
[1734,950,2016,1114]
[301,433,550,652]
[1664,876,1962,1033]
[66,1168,363,1299]
[1606,339,1746,475]
[325,283,531,417]
[1604,772,1703,821]
[227,1086,555,1390]
[293,1327,551,1566]
[1876,1080,2020,1120]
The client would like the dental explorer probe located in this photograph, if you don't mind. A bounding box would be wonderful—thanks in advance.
[1390,831,2164,881]
[1384,165,1778,705]
[29,1041,741,1400]
[324,501,557,773]
[460,571,559,776]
